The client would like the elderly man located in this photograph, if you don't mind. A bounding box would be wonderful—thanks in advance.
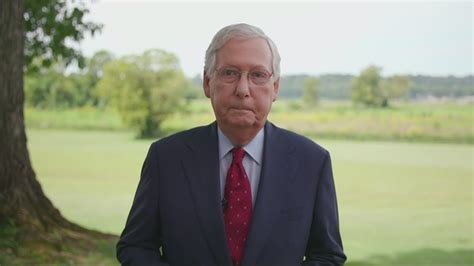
[117,23,346,266]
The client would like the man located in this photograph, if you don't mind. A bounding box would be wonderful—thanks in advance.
[117,23,346,266]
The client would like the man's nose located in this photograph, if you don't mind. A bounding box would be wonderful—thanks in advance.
[235,72,250,97]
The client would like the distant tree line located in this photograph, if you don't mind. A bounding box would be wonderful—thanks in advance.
[192,70,471,108]
[27,60,472,110]
[25,51,473,134]
[276,74,473,100]
[191,73,472,101]
[25,50,112,109]
[407,75,473,99]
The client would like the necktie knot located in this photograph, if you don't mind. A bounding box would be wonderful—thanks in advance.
[232,147,245,164]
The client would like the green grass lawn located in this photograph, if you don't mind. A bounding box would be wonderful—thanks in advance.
[26,129,473,265]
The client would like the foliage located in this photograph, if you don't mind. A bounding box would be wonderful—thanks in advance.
[351,65,411,107]
[81,50,115,107]
[351,65,384,106]
[382,75,411,100]
[24,50,114,109]
[23,64,473,110]
[23,0,107,108]
[86,50,115,78]
[302,76,320,106]
[24,0,102,73]
[24,65,86,108]
[97,49,192,138]
[279,74,353,99]
[278,74,310,98]
[279,74,472,100]
[408,75,473,98]
[186,74,206,100]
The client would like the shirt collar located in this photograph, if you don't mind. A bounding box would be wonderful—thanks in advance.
[217,126,264,165]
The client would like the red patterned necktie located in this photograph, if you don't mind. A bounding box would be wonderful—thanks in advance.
[223,147,253,266]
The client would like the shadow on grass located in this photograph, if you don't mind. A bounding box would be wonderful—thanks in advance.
[347,248,474,266]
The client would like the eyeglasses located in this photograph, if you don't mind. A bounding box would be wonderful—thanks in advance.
[215,67,273,85]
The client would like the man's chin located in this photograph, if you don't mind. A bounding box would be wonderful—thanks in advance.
[224,117,257,129]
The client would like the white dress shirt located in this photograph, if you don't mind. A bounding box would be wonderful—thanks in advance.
[217,126,264,207]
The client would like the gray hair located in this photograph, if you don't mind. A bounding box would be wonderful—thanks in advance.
[204,23,281,79]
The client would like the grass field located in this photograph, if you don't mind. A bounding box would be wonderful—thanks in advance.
[26,128,473,265]
[25,99,474,143]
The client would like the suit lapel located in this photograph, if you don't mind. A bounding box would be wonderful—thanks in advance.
[241,122,297,266]
[181,122,232,266]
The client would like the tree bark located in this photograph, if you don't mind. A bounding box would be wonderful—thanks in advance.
[0,0,100,247]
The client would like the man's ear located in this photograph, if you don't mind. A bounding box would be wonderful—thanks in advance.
[203,71,211,98]
[272,77,280,102]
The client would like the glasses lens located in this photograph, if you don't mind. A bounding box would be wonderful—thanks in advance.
[217,67,272,85]
[250,70,271,85]
[218,67,240,83]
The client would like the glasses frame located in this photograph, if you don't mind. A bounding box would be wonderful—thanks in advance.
[214,66,274,85]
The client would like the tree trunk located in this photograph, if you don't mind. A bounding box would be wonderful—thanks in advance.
[0,0,106,254]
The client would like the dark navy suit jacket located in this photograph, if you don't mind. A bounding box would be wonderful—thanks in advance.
[117,121,346,266]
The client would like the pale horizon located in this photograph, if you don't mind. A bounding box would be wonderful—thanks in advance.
[81,1,473,78]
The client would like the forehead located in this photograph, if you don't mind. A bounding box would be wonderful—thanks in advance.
[216,37,272,70]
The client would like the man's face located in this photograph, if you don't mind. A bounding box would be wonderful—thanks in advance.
[203,37,279,132]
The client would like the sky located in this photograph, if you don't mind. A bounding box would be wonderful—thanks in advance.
[81,1,473,77]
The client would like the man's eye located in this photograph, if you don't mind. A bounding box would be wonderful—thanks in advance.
[223,69,238,76]
[252,71,267,79]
